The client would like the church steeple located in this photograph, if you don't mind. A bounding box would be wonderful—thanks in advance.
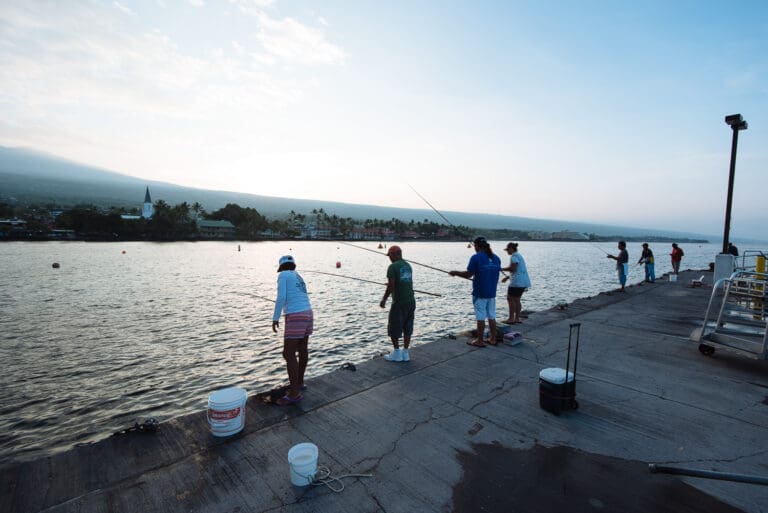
[142,186,154,219]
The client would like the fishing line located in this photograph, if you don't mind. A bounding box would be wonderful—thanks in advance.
[229,291,276,303]
[303,269,442,297]
[338,241,471,281]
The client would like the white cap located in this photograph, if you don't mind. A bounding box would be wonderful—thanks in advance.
[277,255,295,271]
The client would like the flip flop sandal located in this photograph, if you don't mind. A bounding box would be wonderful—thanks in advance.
[466,340,486,348]
[276,394,303,406]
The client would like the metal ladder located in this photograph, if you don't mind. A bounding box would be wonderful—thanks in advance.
[694,269,768,359]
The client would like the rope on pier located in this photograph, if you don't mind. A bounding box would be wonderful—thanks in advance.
[311,465,373,493]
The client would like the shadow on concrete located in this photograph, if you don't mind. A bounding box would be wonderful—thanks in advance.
[452,443,745,513]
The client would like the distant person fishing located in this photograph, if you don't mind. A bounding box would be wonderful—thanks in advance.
[670,243,684,274]
[638,243,655,283]
[607,241,629,292]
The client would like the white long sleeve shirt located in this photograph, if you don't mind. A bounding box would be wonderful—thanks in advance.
[272,271,311,321]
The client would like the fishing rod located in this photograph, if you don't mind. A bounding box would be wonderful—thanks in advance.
[338,241,471,281]
[407,183,458,229]
[303,270,443,297]
[407,183,509,278]
[589,241,612,256]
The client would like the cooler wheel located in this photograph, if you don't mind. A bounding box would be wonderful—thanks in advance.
[698,344,715,356]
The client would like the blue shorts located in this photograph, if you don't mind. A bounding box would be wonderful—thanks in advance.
[472,297,496,321]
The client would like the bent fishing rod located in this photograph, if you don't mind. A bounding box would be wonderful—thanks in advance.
[303,269,442,297]
[338,241,471,281]
[407,183,509,277]
[407,183,458,229]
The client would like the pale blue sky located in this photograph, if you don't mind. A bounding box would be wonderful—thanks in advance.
[0,0,765,237]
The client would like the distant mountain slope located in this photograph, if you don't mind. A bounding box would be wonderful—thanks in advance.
[0,145,708,239]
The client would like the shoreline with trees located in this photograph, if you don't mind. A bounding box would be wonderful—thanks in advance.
[0,200,709,244]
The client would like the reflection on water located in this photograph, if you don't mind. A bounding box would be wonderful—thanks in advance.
[0,240,720,466]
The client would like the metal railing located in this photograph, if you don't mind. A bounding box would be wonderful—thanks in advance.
[736,249,767,273]
[696,269,767,359]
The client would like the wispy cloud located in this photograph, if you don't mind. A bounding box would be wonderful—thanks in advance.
[229,0,275,13]
[254,12,345,65]
[188,0,204,7]
[0,1,344,120]
[112,2,135,16]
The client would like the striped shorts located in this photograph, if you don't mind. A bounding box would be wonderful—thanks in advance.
[284,309,314,339]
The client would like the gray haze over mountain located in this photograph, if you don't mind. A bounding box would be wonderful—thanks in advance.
[0,146,716,240]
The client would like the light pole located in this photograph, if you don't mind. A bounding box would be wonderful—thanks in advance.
[722,114,748,254]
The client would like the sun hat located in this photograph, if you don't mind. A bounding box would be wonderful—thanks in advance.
[277,255,295,271]
[386,245,401,255]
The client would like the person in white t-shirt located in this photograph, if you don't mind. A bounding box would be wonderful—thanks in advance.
[272,255,313,406]
[501,242,531,325]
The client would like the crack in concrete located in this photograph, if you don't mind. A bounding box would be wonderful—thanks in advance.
[658,447,768,466]
[468,377,521,414]
[351,405,437,474]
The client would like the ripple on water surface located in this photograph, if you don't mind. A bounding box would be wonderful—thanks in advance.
[0,240,721,467]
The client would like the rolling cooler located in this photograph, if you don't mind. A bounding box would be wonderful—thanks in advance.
[539,323,581,414]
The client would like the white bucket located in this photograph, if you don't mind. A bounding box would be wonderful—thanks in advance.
[669,274,678,282]
[207,387,247,437]
[288,442,318,486]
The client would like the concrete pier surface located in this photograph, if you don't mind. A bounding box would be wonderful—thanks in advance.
[3,270,768,513]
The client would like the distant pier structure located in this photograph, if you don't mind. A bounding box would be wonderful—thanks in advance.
[142,187,154,220]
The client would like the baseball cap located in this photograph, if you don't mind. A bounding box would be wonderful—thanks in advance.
[506,242,518,250]
[386,245,401,255]
[277,255,295,271]
[473,236,487,246]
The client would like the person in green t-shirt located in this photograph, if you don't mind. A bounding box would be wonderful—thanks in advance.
[379,245,416,362]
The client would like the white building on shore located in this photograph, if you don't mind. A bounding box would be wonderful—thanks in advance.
[142,187,154,219]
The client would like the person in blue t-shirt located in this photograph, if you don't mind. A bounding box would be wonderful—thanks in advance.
[450,236,501,347]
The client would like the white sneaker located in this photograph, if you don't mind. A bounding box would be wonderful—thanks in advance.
[384,349,403,362]
[401,349,410,362]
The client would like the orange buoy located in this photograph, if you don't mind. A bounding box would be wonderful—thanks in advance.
[122,250,126,254]
[336,261,341,268]
[377,243,383,249]
[467,243,471,248]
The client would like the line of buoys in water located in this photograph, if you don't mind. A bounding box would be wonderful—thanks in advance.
[52,262,60,269]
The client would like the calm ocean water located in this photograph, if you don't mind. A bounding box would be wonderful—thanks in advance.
[0,240,720,467]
